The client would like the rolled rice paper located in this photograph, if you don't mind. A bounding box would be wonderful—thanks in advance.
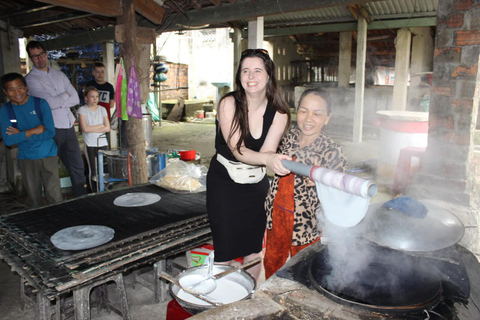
[309,166,377,198]
[281,160,377,228]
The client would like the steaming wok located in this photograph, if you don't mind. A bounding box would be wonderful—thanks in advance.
[309,243,443,312]
[308,198,467,313]
[354,198,465,253]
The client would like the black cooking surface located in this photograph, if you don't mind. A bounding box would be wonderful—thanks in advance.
[0,184,207,259]
[276,242,478,319]
[0,184,211,298]
[1,184,205,236]
[309,244,442,308]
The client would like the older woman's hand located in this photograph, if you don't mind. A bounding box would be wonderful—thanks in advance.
[266,153,291,176]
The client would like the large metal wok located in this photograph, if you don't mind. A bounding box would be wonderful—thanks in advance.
[310,197,469,313]
[308,243,443,313]
[354,198,465,252]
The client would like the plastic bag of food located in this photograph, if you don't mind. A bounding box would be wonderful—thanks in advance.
[149,160,207,193]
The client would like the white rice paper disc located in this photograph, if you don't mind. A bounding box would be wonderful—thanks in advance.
[50,225,115,250]
[113,192,161,207]
[316,182,370,228]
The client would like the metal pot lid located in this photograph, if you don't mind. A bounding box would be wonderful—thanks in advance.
[356,197,465,252]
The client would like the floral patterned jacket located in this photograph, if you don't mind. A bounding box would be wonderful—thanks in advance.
[265,125,347,246]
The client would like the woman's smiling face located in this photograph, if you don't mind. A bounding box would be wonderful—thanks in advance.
[240,57,269,95]
[296,93,331,140]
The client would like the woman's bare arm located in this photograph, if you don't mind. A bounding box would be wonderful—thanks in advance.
[218,97,291,176]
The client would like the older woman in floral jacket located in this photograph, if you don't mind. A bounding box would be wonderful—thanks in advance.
[264,88,347,279]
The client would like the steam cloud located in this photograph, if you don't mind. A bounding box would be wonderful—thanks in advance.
[316,208,438,305]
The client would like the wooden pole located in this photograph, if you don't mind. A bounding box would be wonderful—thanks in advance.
[118,0,148,184]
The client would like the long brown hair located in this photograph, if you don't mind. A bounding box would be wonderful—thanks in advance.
[221,49,291,154]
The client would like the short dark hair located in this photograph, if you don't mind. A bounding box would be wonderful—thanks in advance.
[84,86,99,97]
[93,62,105,69]
[298,88,332,115]
[26,41,46,57]
[1,73,27,91]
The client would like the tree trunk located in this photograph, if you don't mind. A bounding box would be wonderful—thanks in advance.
[118,0,148,185]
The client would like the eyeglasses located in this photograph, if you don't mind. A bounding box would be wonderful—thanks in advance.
[241,49,269,57]
[30,51,46,61]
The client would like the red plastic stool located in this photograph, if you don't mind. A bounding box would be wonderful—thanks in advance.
[166,299,193,320]
[393,146,425,194]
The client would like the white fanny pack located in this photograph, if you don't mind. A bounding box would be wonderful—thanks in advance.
[217,153,266,184]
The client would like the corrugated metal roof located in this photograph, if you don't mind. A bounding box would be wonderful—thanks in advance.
[257,0,438,64]
[264,6,352,26]
[367,0,438,17]
[261,0,438,27]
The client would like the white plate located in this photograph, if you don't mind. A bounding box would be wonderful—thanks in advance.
[113,192,161,207]
[50,225,115,250]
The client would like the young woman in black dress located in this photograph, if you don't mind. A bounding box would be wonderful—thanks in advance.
[207,49,291,280]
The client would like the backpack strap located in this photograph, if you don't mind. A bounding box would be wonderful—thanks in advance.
[4,102,18,129]
[33,97,43,123]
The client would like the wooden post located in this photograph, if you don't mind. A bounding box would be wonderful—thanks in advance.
[353,15,367,143]
[118,0,148,184]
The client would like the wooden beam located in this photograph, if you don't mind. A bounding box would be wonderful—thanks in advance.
[369,17,437,29]
[72,17,96,30]
[358,5,372,24]
[37,0,122,17]
[115,25,156,44]
[134,0,165,25]
[348,5,359,20]
[0,5,55,19]
[190,0,202,10]
[18,13,94,29]
[166,0,188,19]
[0,19,23,38]
[209,0,222,6]
[255,18,437,38]
[39,22,155,50]
[348,4,371,24]
[42,27,115,50]
[9,8,76,28]
[158,0,380,31]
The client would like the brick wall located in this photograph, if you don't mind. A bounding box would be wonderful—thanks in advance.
[410,0,480,205]
[152,62,189,101]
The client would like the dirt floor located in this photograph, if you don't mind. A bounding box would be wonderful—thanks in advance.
[152,120,217,164]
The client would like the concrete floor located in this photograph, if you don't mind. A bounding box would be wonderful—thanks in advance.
[0,120,392,320]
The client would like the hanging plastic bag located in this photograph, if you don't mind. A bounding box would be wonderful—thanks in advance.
[149,160,207,193]
[127,57,142,119]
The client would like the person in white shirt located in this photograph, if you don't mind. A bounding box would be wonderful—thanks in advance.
[25,40,87,197]
[77,87,110,192]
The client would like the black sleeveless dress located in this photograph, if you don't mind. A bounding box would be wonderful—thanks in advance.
[207,103,276,262]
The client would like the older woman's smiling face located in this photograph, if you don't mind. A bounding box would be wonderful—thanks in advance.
[296,93,331,140]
